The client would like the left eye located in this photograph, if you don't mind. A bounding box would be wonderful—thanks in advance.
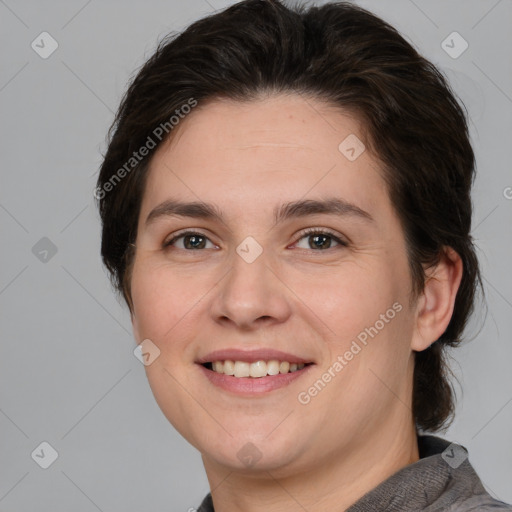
[293,229,347,250]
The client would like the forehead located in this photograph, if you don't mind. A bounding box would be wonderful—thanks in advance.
[139,94,392,226]
[163,94,364,157]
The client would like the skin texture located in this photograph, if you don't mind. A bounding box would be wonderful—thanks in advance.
[129,94,463,512]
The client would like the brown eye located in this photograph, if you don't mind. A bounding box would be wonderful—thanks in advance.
[294,229,348,251]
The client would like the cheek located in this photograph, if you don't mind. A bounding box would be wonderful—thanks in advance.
[130,258,221,373]
[130,266,183,370]
[131,267,168,336]
[130,260,197,334]
[304,261,413,390]
[297,263,397,338]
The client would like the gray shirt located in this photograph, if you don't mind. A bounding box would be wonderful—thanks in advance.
[197,435,512,511]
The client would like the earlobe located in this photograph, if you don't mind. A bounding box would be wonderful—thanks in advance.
[411,247,463,352]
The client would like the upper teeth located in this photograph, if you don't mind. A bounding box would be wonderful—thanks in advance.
[211,360,306,378]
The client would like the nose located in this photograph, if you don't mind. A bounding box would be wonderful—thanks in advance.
[210,247,292,331]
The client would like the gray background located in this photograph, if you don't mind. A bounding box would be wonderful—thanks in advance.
[1,0,511,510]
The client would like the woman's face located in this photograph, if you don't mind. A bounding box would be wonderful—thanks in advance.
[130,94,420,475]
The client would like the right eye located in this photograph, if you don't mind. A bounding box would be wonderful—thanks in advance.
[163,231,217,251]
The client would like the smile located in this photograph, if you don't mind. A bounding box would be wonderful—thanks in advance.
[204,360,311,378]
[199,361,314,395]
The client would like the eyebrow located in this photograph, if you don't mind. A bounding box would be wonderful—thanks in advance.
[145,197,374,227]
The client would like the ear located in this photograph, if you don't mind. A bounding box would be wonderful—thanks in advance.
[411,247,463,352]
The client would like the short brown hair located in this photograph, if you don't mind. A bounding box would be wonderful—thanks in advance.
[96,0,482,432]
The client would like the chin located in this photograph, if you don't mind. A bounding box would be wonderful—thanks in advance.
[195,426,309,473]
[202,441,304,474]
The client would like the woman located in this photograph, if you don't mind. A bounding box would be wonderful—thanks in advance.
[95,1,512,510]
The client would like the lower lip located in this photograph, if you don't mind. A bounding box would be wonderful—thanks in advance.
[197,364,314,395]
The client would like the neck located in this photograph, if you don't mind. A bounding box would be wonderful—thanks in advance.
[202,416,419,512]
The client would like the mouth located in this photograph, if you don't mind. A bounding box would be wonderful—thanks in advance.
[196,349,316,395]
[201,360,313,378]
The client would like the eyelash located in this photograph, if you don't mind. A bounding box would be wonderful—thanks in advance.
[162,228,348,251]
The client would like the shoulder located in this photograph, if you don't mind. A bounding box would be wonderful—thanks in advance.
[346,435,512,511]
[417,435,512,511]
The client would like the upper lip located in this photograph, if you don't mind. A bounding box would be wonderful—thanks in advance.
[196,348,314,364]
